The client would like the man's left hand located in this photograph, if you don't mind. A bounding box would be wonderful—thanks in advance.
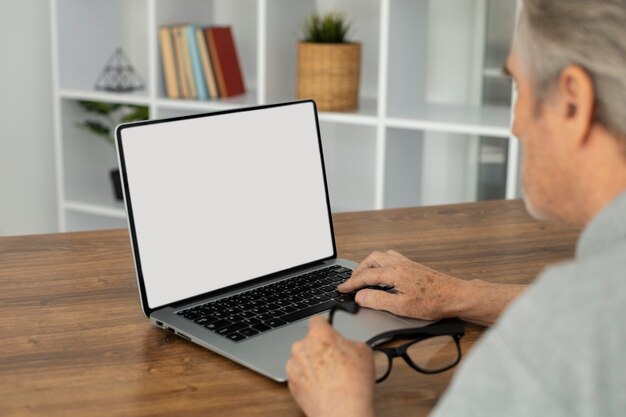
[286,316,376,417]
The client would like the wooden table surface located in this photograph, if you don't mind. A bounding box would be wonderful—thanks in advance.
[0,200,580,417]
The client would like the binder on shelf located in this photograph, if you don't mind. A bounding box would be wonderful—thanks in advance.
[186,25,208,101]
[158,26,180,99]
[205,26,246,97]
[195,27,219,99]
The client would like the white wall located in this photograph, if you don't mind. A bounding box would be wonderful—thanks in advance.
[0,0,57,236]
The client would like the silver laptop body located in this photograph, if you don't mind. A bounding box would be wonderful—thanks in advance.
[116,100,429,382]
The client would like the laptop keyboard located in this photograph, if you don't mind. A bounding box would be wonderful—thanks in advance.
[177,265,354,342]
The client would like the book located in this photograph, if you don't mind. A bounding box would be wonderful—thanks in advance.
[171,26,190,98]
[205,28,226,97]
[205,26,245,97]
[185,25,208,100]
[195,26,219,99]
[158,27,179,98]
[177,25,197,99]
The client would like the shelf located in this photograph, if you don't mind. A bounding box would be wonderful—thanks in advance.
[316,97,378,126]
[65,187,126,219]
[156,94,379,126]
[64,211,127,232]
[386,102,511,137]
[65,201,126,219]
[59,89,150,105]
[482,67,510,79]
[155,88,258,112]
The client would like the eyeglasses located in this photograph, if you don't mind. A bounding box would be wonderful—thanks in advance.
[329,302,464,383]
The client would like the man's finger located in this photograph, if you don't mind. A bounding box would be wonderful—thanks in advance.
[354,289,397,313]
[350,251,389,276]
[386,249,406,259]
[309,314,328,328]
[286,357,295,377]
[308,314,332,337]
[338,267,396,292]
[286,358,301,397]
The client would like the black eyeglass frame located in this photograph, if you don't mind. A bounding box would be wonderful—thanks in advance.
[328,303,465,383]
[369,328,463,383]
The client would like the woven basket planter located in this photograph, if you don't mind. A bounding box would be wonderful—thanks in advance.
[296,42,361,111]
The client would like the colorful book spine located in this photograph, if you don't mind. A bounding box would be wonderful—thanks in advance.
[178,25,197,99]
[171,26,190,98]
[196,27,218,99]
[205,28,227,97]
[207,26,246,97]
[158,26,179,98]
[186,25,208,101]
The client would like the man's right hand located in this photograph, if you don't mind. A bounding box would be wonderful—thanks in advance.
[338,250,527,326]
[337,250,470,321]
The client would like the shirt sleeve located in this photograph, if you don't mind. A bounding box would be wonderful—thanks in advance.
[430,326,568,417]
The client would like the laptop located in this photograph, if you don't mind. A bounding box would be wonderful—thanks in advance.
[115,100,430,382]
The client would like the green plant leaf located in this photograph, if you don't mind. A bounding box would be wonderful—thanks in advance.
[120,105,149,123]
[78,100,121,115]
[75,120,114,145]
[75,101,150,146]
[302,12,351,43]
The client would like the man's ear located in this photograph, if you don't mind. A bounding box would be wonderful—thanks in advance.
[556,65,595,148]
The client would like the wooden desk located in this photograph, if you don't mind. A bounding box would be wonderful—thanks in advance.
[0,200,579,417]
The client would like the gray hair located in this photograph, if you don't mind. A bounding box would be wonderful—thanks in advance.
[514,0,626,144]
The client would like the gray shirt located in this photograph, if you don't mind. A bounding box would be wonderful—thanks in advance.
[432,191,626,417]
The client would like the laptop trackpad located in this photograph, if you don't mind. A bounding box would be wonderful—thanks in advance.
[233,307,430,382]
[333,307,425,342]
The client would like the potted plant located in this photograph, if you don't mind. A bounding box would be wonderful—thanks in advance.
[76,101,149,201]
[297,13,361,111]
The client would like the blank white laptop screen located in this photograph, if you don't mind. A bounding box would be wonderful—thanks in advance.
[118,102,334,309]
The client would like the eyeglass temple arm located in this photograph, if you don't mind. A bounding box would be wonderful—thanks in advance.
[328,301,360,325]
[367,319,465,346]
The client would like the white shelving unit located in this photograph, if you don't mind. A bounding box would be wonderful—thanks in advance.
[50,0,519,232]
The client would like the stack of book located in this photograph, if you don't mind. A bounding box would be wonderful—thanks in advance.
[158,25,246,100]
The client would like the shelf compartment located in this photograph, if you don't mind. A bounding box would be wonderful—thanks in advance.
[60,99,133,219]
[476,137,509,201]
[265,0,380,112]
[482,77,513,107]
[56,0,149,94]
[154,0,258,101]
[483,0,517,69]
[384,128,423,209]
[319,122,377,212]
[385,0,512,136]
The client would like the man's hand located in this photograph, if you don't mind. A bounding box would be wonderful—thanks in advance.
[338,250,467,321]
[286,316,375,417]
[338,250,527,325]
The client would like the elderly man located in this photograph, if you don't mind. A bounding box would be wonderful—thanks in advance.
[286,0,626,416]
